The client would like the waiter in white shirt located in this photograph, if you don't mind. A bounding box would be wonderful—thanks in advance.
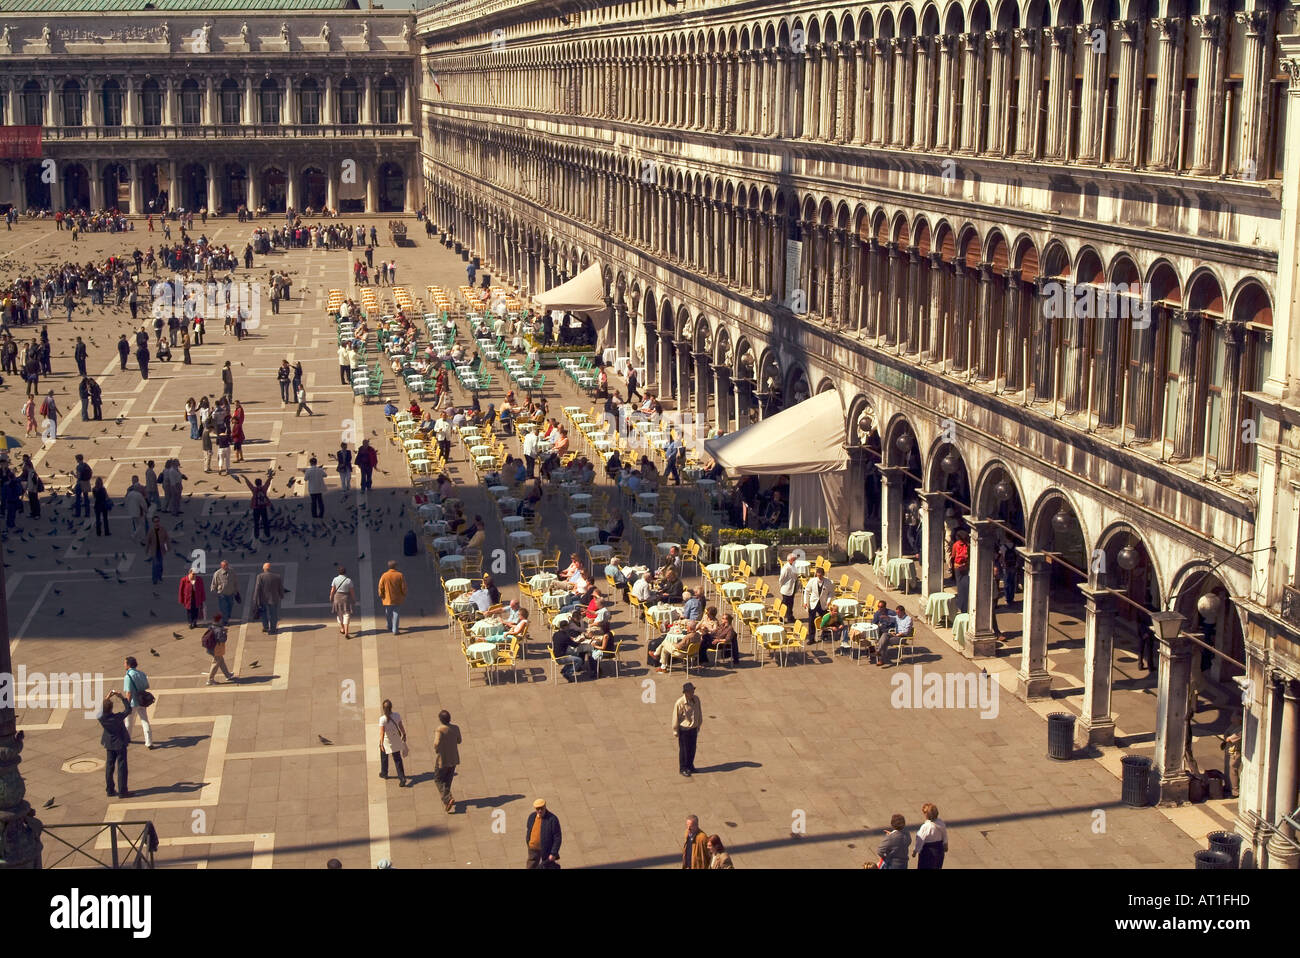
[778,552,800,623]
[522,428,539,479]
[802,567,834,644]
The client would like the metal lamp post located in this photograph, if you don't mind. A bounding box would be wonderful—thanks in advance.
[0,557,43,868]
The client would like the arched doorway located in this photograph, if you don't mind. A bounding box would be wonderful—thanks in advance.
[221,163,247,212]
[377,162,404,212]
[138,163,163,212]
[261,167,286,213]
[179,163,207,211]
[101,163,130,211]
[63,163,90,211]
[299,166,327,211]
[23,162,50,210]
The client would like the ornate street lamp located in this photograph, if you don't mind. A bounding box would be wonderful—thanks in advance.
[1051,509,1071,535]
[940,450,959,474]
[1197,592,1222,624]
[1116,543,1140,572]
[895,431,915,456]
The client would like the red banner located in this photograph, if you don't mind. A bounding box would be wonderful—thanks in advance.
[0,127,42,159]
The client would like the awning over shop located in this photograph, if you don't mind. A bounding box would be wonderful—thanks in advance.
[703,389,849,547]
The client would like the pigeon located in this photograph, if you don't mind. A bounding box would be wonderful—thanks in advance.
[149,648,159,657]
[42,797,55,809]
[248,660,259,668]
[173,632,184,640]
[317,735,333,745]
[56,608,64,616]
[122,610,130,617]
[149,610,157,617]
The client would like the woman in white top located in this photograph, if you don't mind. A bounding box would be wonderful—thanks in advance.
[378,699,409,788]
[912,802,948,869]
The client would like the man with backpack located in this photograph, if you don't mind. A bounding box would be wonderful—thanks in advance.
[242,471,274,541]
[201,613,236,685]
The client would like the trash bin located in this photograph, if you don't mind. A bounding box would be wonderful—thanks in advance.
[1206,831,1242,868]
[480,274,491,289]
[1120,755,1152,807]
[1194,849,1233,869]
[1046,712,1075,761]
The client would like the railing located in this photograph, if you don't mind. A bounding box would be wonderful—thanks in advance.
[41,821,158,869]
[41,122,415,141]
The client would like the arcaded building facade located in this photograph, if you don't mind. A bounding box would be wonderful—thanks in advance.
[0,1,419,214]
[417,0,1299,863]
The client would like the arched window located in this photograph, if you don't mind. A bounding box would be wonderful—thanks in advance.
[259,78,281,125]
[22,81,45,126]
[180,78,202,125]
[62,80,83,127]
[219,79,241,124]
[338,77,359,124]
[377,76,399,124]
[101,79,123,127]
[141,78,162,126]
[298,78,320,125]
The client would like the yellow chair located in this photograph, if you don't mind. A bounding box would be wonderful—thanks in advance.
[594,639,625,678]
[493,638,521,684]
[663,639,701,675]
[463,641,494,687]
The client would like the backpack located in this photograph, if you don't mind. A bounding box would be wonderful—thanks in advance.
[251,487,268,509]
[200,628,217,652]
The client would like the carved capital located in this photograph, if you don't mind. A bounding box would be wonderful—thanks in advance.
[1234,10,1269,35]
[1281,57,1300,90]
[1191,14,1221,40]
[1152,17,1180,41]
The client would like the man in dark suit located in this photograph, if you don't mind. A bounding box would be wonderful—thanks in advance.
[525,799,562,869]
[99,691,133,798]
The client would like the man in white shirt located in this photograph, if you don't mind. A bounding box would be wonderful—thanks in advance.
[778,552,800,624]
[630,576,653,604]
[802,567,834,644]
[469,585,492,613]
[303,457,327,518]
[338,344,351,385]
[522,428,539,479]
[504,599,523,624]
[879,605,914,668]
[433,413,452,461]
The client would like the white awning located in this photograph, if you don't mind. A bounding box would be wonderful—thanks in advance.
[533,262,608,317]
[704,389,849,547]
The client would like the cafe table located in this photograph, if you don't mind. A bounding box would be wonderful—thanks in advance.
[718,543,747,568]
[847,531,877,562]
[440,554,466,571]
[444,577,471,596]
[925,591,956,628]
[849,621,880,661]
[886,557,917,593]
[951,613,972,648]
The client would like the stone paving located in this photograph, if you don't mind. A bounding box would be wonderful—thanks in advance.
[4,218,1208,867]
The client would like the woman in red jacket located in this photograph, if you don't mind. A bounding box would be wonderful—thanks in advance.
[178,568,207,629]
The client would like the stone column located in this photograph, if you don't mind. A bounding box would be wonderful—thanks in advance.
[285,160,297,211]
[127,159,139,214]
[1111,20,1143,166]
[1149,18,1182,170]
[966,518,999,658]
[837,41,852,142]
[928,254,946,360]
[658,330,673,399]
[1265,677,1299,868]
[284,75,295,126]
[958,33,980,152]
[1236,10,1271,178]
[88,162,102,210]
[1216,319,1246,474]
[905,248,921,352]
[365,164,377,213]
[122,75,135,127]
[734,378,754,430]
[775,49,791,137]
[800,44,817,138]
[1046,27,1071,158]
[935,35,956,150]
[920,490,947,596]
[880,466,907,561]
[855,40,870,144]
[713,364,732,433]
[362,74,372,124]
[1152,628,1193,804]
[1013,28,1039,156]
[206,160,217,211]
[676,342,692,408]
[1190,15,1225,174]
[1077,585,1119,747]
[985,30,1009,154]
[326,160,337,211]
[870,39,887,144]
[841,237,859,328]
[693,353,710,419]
[1075,23,1103,162]
[1172,309,1200,460]
[1017,551,1053,699]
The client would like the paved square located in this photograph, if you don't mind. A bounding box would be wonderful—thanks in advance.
[4,219,1208,868]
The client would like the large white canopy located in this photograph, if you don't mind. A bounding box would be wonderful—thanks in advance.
[533,263,609,329]
[704,389,849,546]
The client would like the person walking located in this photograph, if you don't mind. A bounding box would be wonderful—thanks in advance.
[38,390,58,440]
[304,457,327,518]
[72,454,92,517]
[122,656,154,750]
[214,427,232,475]
[524,799,562,869]
[251,561,285,635]
[356,439,378,491]
[143,461,160,509]
[73,337,87,377]
[202,614,236,685]
[378,699,410,788]
[179,567,207,628]
[89,378,103,420]
[295,380,312,417]
[330,564,357,638]
[136,341,150,380]
[99,691,133,798]
[912,802,948,869]
[682,815,712,869]
[200,424,215,473]
[22,395,36,437]
[221,360,234,401]
[802,566,834,644]
[338,344,351,385]
[432,709,461,811]
[377,560,407,634]
[672,682,703,777]
[117,334,130,370]
[210,559,240,624]
[145,516,170,583]
[778,552,800,624]
[91,476,111,536]
[626,366,641,403]
[336,442,353,493]
[707,835,735,868]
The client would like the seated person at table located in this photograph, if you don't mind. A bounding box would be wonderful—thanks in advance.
[575,457,596,484]
[605,450,622,481]
[762,491,789,530]
[638,395,658,416]
[871,600,895,632]
[418,413,438,435]
[587,622,615,675]
[561,581,596,613]
[481,573,501,606]
[579,587,604,621]
[390,356,404,376]
[520,479,544,517]
[700,611,740,663]
[647,627,688,671]
[504,608,530,639]
[409,400,423,420]
[383,400,399,418]
[599,513,624,544]
[463,516,486,552]
[657,569,685,604]
[559,553,585,583]
[444,503,467,535]
[623,470,643,495]
[819,608,846,647]
[657,546,683,583]
[681,587,704,623]
[504,599,524,624]
[436,474,455,500]
[508,455,527,484]
[499,404,514,435]
[629,573,654,605]
[468,582,493,614]
[551,621,585,683]
[877,605,913,668]
[451,408,468,430]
